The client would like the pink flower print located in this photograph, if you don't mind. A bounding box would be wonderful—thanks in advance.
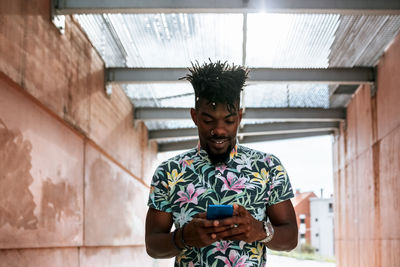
[214,240,231,254]
[216,164,227,174]
[176,183,206,207]
[218,172,246,193]
[215,250,248,267]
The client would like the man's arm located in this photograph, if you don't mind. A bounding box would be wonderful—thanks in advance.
[265,199,298,251]
[145,208,180,258]
[145,207,223,258]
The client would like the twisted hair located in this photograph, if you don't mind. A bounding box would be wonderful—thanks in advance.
[180,60,249,112]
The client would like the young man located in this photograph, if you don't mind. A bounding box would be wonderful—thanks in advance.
[145,61,298,266]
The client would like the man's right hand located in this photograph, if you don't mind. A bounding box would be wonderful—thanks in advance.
[182,212,232,248]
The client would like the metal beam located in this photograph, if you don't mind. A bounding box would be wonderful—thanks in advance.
[55,0,400,15]
[106,67,375,85]
[136,107,345,121]
[333,85,360,95]
[149,121,339,141]
[158,130,334,152]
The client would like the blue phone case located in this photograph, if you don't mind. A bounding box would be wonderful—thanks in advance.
[206,204,233,220]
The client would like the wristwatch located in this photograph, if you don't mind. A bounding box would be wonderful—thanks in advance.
[260,218,274,243]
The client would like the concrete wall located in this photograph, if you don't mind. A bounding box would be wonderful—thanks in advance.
[0,0,162,265]
[333,32,400,267]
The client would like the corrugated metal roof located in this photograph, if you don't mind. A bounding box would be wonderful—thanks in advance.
[246,13,340,68]
[76,13,243,67]
[74,12,400,145]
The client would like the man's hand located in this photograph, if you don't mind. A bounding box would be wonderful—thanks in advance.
[210,204,265,243]
[182,212,230,248]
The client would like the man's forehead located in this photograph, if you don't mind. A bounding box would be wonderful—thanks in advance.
[197,99,239,112]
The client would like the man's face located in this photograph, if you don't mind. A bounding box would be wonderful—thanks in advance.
[191,99,242,164]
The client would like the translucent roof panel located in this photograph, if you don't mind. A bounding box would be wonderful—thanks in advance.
[243,84,330,108]
[247,14,400,68]
[75,13,243,67]
[123,83,194,107]
[246,13,340,68]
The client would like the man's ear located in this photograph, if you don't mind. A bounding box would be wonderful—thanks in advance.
[190,108,198,126]
[238,108,243,123]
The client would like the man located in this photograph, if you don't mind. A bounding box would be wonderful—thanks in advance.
[146,61,298,266]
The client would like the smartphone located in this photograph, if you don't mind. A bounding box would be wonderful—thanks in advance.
[206,204,233,220]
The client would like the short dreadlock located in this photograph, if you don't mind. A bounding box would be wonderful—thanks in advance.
[180,60,249,113]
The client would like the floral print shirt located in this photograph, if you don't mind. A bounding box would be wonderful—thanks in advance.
[147,144,294,267]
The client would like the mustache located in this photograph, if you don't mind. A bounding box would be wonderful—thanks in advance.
[210,135,229,140]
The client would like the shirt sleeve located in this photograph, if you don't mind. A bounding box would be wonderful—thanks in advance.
[147,164,172,213]
[266,154,294,206]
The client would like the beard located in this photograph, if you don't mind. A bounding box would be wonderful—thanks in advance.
[205,143,232,165]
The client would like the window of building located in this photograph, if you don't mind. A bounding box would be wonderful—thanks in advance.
[300,217,305,223]
[315,218,318,222]
[300,233,305,238]
[329,203,333,212]
[316,233,319,237]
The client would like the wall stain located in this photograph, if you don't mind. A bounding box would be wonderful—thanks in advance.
[86,158,132,241]
[39,178,80,232]
[0,119,38,230]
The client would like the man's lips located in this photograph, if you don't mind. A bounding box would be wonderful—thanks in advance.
[210,138,229,145]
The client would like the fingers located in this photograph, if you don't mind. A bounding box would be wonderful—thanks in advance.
[184,219,219,248]
[232,204,247,216]
[195,212,206,219]
[215,223,250,241]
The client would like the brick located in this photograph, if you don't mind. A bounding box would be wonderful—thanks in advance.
[84,143,149,246]
[345,95,358,163]
[376,32,400,141]
[379,126,400,239]
[0,247,78,267]
[80,246,159,267]
[333,170,342,240]
[359,240,380,267]
[343,162,358,240]
[355,85,373,156]
[338,121,346,170]
[381,240,400,267]
[332,134,339,172]
[356,149,376,240]
[88,84,157,180]
[0,77,84,248]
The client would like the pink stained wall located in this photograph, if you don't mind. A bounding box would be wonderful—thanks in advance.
[333,32,400,267]
[0,0,164,266]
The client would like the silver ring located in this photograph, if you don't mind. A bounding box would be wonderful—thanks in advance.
[210,129,214,135]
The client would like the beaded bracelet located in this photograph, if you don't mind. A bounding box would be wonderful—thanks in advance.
[172,228,183,251]
[180,224,192,250]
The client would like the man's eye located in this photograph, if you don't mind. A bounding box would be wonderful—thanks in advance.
[225,120,235,124]
[203,120,213,124]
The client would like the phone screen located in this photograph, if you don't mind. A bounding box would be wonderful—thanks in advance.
[206,204,233,220]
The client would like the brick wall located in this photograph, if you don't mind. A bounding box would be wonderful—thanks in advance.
[0,0,165,266]
[333,32,400,267]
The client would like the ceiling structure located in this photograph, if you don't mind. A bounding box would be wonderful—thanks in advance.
[53,0,400,152]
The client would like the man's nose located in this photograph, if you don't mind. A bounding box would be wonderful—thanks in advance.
[211,122,227,136]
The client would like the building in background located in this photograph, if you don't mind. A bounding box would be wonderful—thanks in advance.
[292,190,317,245]
[310,197,335,257]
